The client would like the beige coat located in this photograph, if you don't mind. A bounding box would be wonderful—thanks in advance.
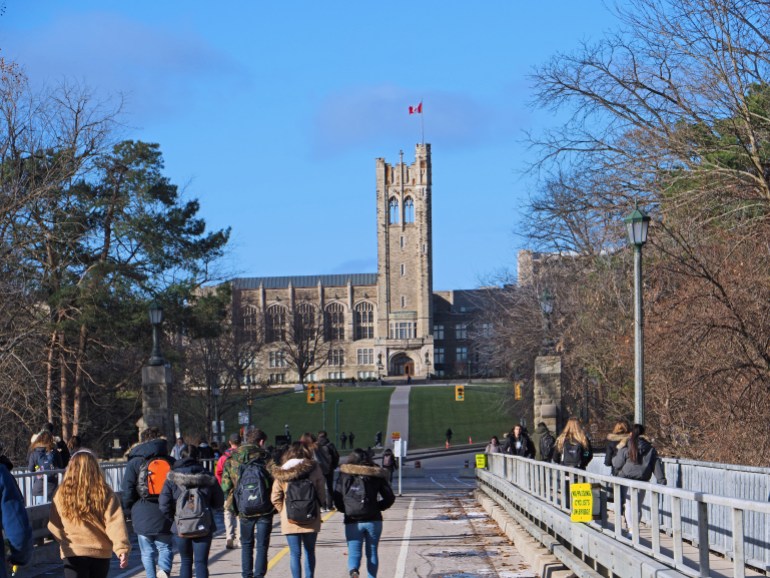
[270,458,326,534]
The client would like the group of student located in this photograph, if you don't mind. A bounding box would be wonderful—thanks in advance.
[15,423,396,578]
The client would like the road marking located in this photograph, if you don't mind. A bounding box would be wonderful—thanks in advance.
[452,477,475,487]
[267,509,337,570]
[394,497,415,578]
[429,477,446,488]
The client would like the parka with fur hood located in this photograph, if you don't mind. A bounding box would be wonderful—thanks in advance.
[332,463,395,524]
[270,458,326,534]
[158,458,224,535]
[604,432,629,475]
[611,436,666,484]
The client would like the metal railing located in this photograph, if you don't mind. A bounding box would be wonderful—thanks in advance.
[483,453,770,578]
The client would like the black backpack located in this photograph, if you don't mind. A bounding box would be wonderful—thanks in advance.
[342,475,378,519]
[174,487,213,538]
[561,440,583,467]
[285,477,319,523]
[234,458,273,517]
[540,433,556,462]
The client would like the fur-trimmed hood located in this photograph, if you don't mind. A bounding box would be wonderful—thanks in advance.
[167,470,216,488]
[339,463,388,479]
[606,432,630,443]
[616,434,652,451]
[270,458,317,482]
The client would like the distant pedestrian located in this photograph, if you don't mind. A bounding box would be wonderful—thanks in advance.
[197,439,214,461]
[485,436,502,454]
[381,448,398,482]
[604,421,630,475]
[66,435,83,455]
[531,422,556,462]
[317,431,340,510]
[504,425,533,458]
[215,433,241,551]
[333,448,396,578]
[445,428,453,447]
[171,437,187,461]
[159,447,224,578]
[0,443,32,578]
[374,431,382,448]
[28,431,64,504]
[340,432,348,450]
[348,432,356,447]
[49,450,131,577]
[553,418,593,469]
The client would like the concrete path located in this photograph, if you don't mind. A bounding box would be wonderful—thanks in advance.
[384,384,411,450]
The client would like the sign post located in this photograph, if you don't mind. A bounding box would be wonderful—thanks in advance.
[570,482,601,522]
[393,438,407,497]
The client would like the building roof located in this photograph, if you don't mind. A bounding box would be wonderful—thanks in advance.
[233,274,378,290]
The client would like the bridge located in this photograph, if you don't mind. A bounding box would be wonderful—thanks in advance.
[12,448,770,578]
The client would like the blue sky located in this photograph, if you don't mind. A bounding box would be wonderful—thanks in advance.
[1,2,620,290]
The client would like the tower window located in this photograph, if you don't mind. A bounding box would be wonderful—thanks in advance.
[389,197,400,224]
[400,236,405,248]
[401,295,406,308]
[400,263,406,276]
[404,197,415,223]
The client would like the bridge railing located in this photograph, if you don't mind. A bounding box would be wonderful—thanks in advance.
[484,453,770,578]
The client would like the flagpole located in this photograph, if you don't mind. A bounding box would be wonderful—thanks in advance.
[421,98,425,144]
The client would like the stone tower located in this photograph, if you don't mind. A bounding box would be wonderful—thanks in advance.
[375,144,434,377]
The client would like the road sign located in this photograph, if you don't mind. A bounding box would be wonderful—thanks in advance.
[391,431,401,440]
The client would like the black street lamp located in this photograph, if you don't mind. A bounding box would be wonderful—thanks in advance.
[539,289,554,353]
[148,302,165,366]
[624,202,651,425]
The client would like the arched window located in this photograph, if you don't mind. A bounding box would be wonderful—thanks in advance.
[295,302,316,332]
[404,197,415,223]
[354,301,375,340]
[389,197,400,224]
[242,305,259,342]
[265,305,287,343]
[325,302,345,341]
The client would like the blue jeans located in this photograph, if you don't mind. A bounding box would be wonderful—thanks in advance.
[285,532,317,578]
[239,515,273,578]
[137,534,173,578]
[173,534,212,578]
[345,521,383,577]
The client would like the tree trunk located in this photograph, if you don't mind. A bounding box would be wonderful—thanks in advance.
[72,324,88,439]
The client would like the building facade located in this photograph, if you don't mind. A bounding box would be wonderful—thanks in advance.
[232,144,490,384]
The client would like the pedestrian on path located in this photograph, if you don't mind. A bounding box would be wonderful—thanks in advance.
[271,442,326,578]
[348,432,356,447]
[48,450,131,578]
[445,428,453,447]
[340,432,348,450]
[214,433,241,550]
[333,448,395,578]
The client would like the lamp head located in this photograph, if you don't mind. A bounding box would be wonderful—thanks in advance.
[149,302,164,326]
[624,202,651,247]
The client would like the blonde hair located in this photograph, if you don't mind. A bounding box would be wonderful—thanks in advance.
[556,417,589,451]
[611,421,629,435]
[31,431,54,452]
[57,451,110,526]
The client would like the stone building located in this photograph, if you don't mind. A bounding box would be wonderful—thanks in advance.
[231,144,493,384]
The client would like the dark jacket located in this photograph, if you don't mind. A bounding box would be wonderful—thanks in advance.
[0,463,32,577]
[220,444,274,517]
[158,458,224,536]
[121,438,173,536]
[27,446,64,498]
[317,436,340,474]
[332,463,395,524]
[553,436,593,469]
[531,424,555,461]
[612,436,666,483]
[604,433,629,475]
[505,434,533,458]
[197,443,214,460]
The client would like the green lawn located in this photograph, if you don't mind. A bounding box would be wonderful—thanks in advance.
[232,386,394,450]
[408,384,525,449]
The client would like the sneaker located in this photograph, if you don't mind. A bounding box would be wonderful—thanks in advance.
[350,571,360,578]
[157,570,170,578]
[226,539,235,549]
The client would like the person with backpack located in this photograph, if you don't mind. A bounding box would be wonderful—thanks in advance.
[333,448,395,578]
[604,421,630,475]
[270,441,326,578]
[215,433,241,550]
[553,417,593,469]
[48,450,131,578]
[380,448,397,483]
[121,426,175,578]
[531,422,556,461]
[316,430,340,510]
[0,443,32,578]
[28,430,64,504]
[221,427,275,578]
[159,447,224,578]
[612,424,666,536]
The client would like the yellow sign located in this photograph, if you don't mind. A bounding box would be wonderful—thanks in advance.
[570,483,598,522]
[391,431,401,440]
[475,454,487,469]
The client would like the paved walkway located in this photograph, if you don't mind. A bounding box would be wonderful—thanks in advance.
[384,385,411,450]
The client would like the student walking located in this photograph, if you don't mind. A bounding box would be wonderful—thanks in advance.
[215,433,242,550]
[28,431,64,504]
[270,442,326,578]
[380,448,397,483]
[333,448,395,578]
[159,449,224,578]
[0,443,32,578]
[48,450,131,578]
[553,417,593,469]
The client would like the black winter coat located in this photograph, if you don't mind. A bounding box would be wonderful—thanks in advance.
[121,438,173,536]
[158,458,224,536]
[27,447,64,498]
[332,464,395,524]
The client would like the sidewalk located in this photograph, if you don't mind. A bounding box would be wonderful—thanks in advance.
[383,384,411,449]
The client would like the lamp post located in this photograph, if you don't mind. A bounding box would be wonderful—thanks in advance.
[335,399,344,446]
[539,289,554,354]
[624,203,651,426]
[377,354,384,385]
[148,302,165,366]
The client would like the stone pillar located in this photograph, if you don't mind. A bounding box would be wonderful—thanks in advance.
[138,365,174,443]
[534,355,562,434]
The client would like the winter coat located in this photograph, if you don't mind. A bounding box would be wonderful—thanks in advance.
[553,436,593,469]
[197,443,214,460]
[48,489,131,560]
[121,438,173,536]
[530,423,555,461]
[0,463,31,577]
[612,436,667,484]
[158,458,224,536]
[215,447,235,484]
[220,444,274,516]
[505,434,533,458]
[27,446,64,498]
[484,442,502,454]
[317,436,340,473]
[332,463,395,525]
[604,433,629,475]
[270,459,326,535]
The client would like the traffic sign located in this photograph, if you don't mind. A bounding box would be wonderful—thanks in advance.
[391,431,401,440]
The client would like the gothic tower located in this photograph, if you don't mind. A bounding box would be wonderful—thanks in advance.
[375,144,433,377]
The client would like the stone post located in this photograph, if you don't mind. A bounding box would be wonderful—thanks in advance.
[138,364,174,443]
[534,355,562,434]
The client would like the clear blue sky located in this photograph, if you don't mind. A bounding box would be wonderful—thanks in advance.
[1,2,620,290]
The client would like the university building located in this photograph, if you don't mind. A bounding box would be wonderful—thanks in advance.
[231,144,494,384]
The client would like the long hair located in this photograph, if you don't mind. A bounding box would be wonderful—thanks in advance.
[31,431,54,452]
[57,451,110,527]
[299,432,317,451]
[346,448,374,466]
[611,421,629,436]
[627,424,645,464]
[557,417,589,451]
[281,441,312,463]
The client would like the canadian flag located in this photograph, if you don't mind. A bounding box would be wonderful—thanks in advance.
[409,102,423,115]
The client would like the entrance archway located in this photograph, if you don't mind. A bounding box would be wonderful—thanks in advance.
[390,353,414,376]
